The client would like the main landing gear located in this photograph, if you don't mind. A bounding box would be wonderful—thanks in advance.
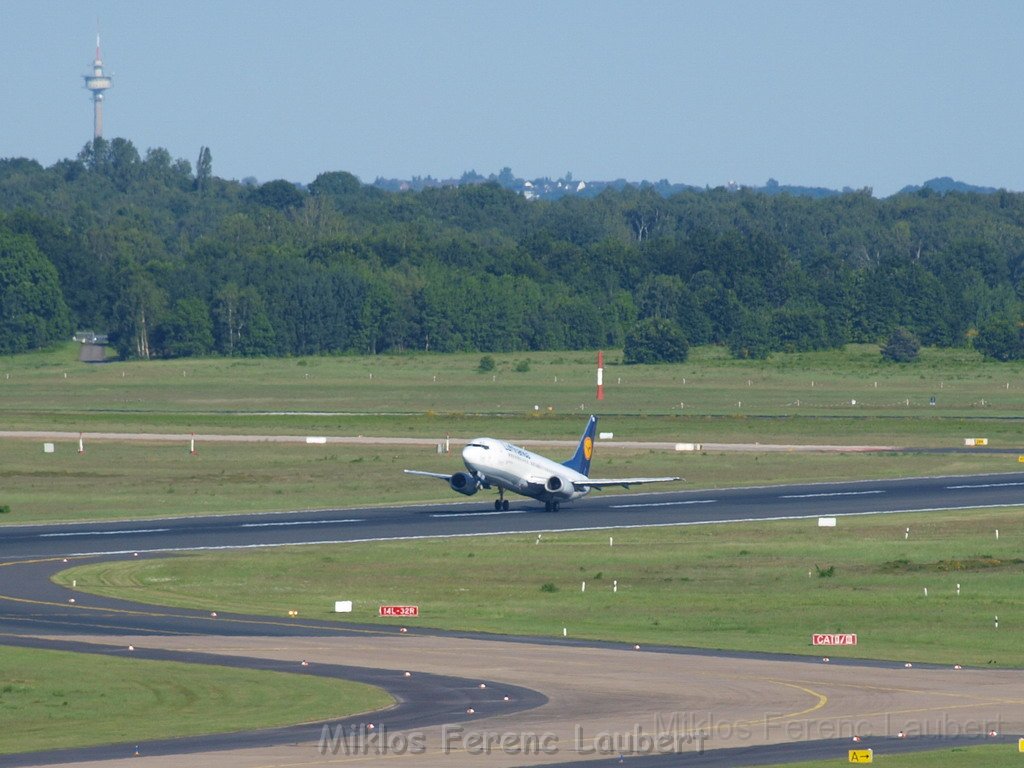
[493,490,510,511]
[544,500,561,513]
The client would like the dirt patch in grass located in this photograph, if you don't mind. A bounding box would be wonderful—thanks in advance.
[880,556,1024,573]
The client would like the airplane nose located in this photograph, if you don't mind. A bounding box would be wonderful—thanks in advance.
[462,442,488,467]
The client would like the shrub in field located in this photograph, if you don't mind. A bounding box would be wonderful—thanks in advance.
[881,328,921,362]
[624,318,689,364]
[974,315,1024,361]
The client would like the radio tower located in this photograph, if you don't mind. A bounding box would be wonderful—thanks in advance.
[83,33,112,139]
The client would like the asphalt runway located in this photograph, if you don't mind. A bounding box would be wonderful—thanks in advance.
[5,470,1024,561]
[2,474,1024,766]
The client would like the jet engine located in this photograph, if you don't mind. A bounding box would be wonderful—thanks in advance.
[544,474,576,499]
[449,471,480,496]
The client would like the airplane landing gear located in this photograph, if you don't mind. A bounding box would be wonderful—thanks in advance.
[544,500,560,513]
[494,491,510,511]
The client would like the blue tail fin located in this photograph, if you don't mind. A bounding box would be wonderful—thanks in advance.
[563,415,598,476]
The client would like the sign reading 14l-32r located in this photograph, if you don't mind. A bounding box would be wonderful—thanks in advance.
[379,605,419,617]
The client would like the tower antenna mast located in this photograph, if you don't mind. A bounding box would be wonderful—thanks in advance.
[83,29,112,139]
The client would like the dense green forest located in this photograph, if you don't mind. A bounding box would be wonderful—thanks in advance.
[3,137,1024,361]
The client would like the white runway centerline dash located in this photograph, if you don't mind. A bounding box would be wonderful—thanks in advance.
[239,519,363,528]
[430,510,531,518]
[946,481,1024,489]
[40,528,171,537]
[611,499,717,509]
[779,490,885,499]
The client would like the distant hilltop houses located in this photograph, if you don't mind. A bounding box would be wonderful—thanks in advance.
[367,170,1002,201]
[371,168,724,200]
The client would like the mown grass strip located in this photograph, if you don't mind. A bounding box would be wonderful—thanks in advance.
[4,341,1024,523]
[0,645,391,754]
[0,436,1014,524]
[761,744,1020,767]
[5,342,1024,426]
[57,509,1024,667]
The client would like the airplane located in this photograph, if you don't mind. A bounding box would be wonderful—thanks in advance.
[404,415,681,512]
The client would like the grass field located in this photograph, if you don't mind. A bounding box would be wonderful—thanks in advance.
[764,745,1022,767]
[0,645,391,754]
[3,343,1024,524]
[57,508,1024,667]
[4,342,1024,432]
[1,437,1015,524]
[8,343,1024,764]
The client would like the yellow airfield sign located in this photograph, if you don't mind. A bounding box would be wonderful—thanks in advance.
[848,748,873,762]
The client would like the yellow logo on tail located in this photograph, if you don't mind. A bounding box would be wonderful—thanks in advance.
[583,436,594,461]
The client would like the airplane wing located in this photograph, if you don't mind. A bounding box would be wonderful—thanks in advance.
[403,470,452,481]
[404,469,491,490]
[574,476,682,490]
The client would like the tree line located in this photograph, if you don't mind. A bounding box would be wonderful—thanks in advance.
[3,137,1024,362]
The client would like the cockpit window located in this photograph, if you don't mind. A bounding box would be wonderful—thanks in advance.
[466,442,490,449]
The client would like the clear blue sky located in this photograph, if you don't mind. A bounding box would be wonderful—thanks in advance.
[2,0,1022,196]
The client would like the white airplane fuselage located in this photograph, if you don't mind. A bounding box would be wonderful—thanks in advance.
[403,414,680,511]
[462,438,590,503]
